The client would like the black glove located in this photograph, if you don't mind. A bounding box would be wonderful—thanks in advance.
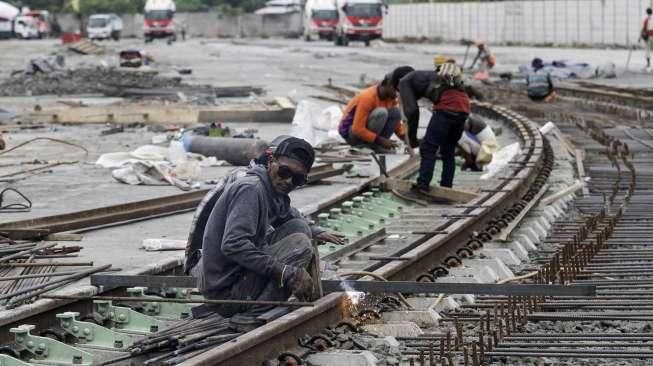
[282,265,314,301]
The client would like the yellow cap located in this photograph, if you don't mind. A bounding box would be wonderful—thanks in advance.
[433,55,450,66]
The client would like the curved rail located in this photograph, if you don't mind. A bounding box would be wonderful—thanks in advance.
[182,102,547,365]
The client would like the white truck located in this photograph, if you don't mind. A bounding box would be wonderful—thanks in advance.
[87,14,123,40]
[334,0,385,46]
[13,14,39,39]
[0,1,18,39]
[143,0,176,43]
[303,0,338,41]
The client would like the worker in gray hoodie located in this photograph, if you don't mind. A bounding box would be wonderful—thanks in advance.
[190,136,342,317]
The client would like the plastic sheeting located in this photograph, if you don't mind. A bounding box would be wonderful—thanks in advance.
[290,100,344,146]
[96,141,218,190]
[480,142,520,180]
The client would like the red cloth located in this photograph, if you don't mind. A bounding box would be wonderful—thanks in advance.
[434,89,470,114]
[645,17,653,36]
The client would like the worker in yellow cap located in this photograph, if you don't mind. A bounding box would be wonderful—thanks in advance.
[469,43,496,80]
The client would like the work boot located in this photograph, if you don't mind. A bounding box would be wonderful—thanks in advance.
[411,182,429,194]
[229,313,266,332]
[410,183,454,204]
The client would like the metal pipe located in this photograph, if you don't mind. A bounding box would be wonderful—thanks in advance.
[5,264,113,307]
[1,261,93,267]
[40,295,315,307]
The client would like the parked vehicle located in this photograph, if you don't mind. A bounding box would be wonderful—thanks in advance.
[25,10,50,38]
[255,0,302,15]
[13,15,39,39]
[144,0,176,43]
[87,14,123,40]
[304,0,338,41]
[334,0,385,47]
[0,1,18,39]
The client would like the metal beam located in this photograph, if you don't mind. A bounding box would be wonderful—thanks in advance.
[0,166,345,240]
[323,280,596,297]
[91,275,596,297]
[91,275,197,289]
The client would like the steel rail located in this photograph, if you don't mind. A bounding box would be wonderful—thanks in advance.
[0,165,348,239]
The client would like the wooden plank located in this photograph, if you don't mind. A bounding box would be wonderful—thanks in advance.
[274,96,295,110]
[198,108,295,123]
[383,178,478,203]
[30,104,296,124]
[30,106,199,125]
[575,149,590,197]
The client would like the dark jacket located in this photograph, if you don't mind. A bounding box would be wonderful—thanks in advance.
[196,164,319,297]
[398,70,437,144]
[526,73,553,99]
[398,70,470,144]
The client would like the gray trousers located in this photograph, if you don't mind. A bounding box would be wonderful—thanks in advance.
[346,107,401,146]
[197,218,313,317]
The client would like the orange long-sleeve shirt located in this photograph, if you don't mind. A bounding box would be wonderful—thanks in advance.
[338,85,406,144]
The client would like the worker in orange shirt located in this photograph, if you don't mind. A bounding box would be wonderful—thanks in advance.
[339,66,414,152]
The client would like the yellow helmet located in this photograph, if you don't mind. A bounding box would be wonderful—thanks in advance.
[433,55,452,66]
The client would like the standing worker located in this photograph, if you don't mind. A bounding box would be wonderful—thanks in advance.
[181,20,188,41]
[397,58,483,149]
[457,114,498,171]
[339,66,414,152]
[526,70,556,102]
[642,8,653,70]
[408,61,470,191]
[190,136,343,318]
[469,42,496,76]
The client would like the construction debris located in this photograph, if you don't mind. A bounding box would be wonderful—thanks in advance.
[67,39,105,55]
[0,67,183,97]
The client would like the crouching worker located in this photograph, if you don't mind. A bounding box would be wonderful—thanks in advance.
[189,136,343,318]
[457,114,498,171]
[339,66,414,152]
[526,71,556,103]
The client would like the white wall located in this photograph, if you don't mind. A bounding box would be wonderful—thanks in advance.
[385,0,653,46]
[56,12,303,38]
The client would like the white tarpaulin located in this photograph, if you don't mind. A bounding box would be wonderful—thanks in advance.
[290,100,344,146]
[96,141,222,190]
[481,142,520,180]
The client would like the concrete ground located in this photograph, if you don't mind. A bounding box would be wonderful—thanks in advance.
[0,36,643,323]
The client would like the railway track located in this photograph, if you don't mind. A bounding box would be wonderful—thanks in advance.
[165,102,549,365]
[0,101,546,365]
[0,81,650,366]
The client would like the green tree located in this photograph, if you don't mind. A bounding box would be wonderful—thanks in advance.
[78,0,145,15]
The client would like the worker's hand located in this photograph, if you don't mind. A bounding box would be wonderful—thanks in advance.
[378,137,398,150]
[314,231,346,245]
[283,266,315,301]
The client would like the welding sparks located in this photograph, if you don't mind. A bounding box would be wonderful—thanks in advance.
[346,290,365,305]
[341,280,365,306]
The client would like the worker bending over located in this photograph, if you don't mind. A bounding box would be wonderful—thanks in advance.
[469,43,496,74]
[458,114,498,171]
[191,136,342,317]
[407,61,470,190]
[339,66,414,152]
[526,71,556,102]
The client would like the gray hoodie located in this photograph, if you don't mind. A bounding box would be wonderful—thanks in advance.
[196,164,320,298]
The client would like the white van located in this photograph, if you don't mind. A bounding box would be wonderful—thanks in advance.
[87,14,123,41]
[13,15,39,39]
